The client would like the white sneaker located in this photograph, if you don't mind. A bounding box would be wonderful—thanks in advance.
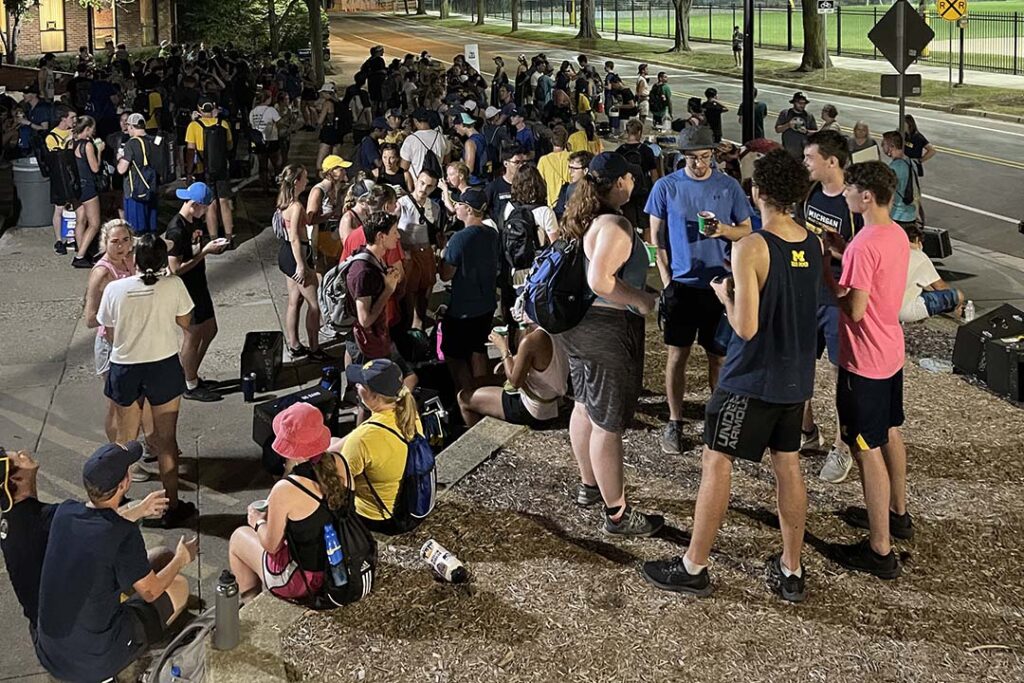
[799,424,824,453]
[819,446,853,484]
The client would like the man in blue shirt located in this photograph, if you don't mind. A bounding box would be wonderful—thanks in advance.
[440,188,500,395]
[645,125,753,455]
[509,108,536,157]
[16,85,53,155]
[357,116,389,176]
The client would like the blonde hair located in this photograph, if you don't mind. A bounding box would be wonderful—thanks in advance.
[373,385,418,440]
[99,219,133,253]
[276,163,307,210]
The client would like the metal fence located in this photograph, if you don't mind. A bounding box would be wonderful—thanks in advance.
[434,0,1024,75]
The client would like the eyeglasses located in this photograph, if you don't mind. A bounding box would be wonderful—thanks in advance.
[568,165,585,171]
[684,153,714,165]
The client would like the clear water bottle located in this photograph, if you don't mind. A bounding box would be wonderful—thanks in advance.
[323,523,348,586]
[170,664,182,682]
[213,569,240,651]
[421,539,469,583]
[964,300,976,322]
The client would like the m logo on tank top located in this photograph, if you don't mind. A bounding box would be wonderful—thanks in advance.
[790,250,809,268]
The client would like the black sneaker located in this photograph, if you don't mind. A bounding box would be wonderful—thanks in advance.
[602,506,664,538]
[183,385,223,402]
[144,500,198,529]
[54,240,68,255]
[307,347,333,363]
[841,506,915,541]
[764,554,807,603]
[288,344,310,359]
[71,256,93,269]
[225,235,236,251]
[832,538,902,579]
[641,556,713,597]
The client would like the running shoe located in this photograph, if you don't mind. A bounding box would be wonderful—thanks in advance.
[183,385,223,402]
[71,256,93,269]
[225,235,237,251]
[144,500,198,529]
[641,556,713,596]
[130,455,160,482]
[799,424,824,453]
[288,344,310,359]
[831,538,902,579]
[841,506,915,541]
[764,553,807,603]
[818,445,853,484]
[307,347,333,363]
[575,483,602,507]
[602,506,664,538]
[660,420,683,455]
[54,241,67,255]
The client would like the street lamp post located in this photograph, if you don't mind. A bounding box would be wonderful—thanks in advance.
[741,0,755,141]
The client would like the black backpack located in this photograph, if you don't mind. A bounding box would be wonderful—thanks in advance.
[529,122,554,158]
[132,90,151,120]
[285,462,378,608]
[898,158,917,206]
[502,202,542,271]
[31,131,53,178]
[649,83,669,113]
[45,133,81,206]
[619,143,653,197]
[200,119,229,181]
[126,137,159,202]
[415,131,444,178]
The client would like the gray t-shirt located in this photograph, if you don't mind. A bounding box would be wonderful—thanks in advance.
[776,107,818,158]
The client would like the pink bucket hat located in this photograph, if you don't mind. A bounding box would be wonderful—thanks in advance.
[271,403,330,461]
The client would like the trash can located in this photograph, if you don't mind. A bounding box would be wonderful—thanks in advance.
[12,157,52,228]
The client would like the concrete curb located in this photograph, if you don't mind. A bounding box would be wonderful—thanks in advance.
[410,15,1024,125]
[206,417,524,681]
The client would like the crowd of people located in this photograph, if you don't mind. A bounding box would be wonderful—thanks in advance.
[0,39,959,681]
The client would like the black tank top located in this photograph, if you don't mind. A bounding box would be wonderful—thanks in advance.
[376,169,408,192]
[283,463,334,570]
[718,230,821,404]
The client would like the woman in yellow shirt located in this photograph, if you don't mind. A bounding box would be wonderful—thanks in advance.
[567,112,604,155]
[342,359,423,534]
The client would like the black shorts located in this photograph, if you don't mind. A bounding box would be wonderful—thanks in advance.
[441,312,493,360]
[704,388,804,462]
[319,127,342,146]
[105,355,186,407]
[660,281,727,355]
[501,390,550,428]
[194,174,232,200]
[836,368,905,451]
[124,592,174,648]
[185,282,215,325]
[302,87,319,101]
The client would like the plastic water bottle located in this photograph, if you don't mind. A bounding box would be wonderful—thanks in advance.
[170,664,182,681]
[919,357,953,374]
[964,300,976,322]
[421,539,469,583]
[213,569,240,651]
[323,523,348,587]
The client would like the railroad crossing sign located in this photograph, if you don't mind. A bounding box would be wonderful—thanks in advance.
[817,0,838,14]
[937,0,968,21]
[868,0,935,73]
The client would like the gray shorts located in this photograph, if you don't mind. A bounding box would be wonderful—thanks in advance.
[558,306,645,433]
[95,333,112,376]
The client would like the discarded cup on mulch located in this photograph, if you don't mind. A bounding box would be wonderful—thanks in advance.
[919,357,953,374]
[421,539,469,583]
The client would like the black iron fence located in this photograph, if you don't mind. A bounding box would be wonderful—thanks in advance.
[431,0,1024,76]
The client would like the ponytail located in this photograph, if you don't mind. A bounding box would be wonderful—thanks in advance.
[394,386,418,441]
[584,119,596,142]
[141,268,158,286]
[134,233,168,286]
[312,453,347,511]
[563,172,616,240]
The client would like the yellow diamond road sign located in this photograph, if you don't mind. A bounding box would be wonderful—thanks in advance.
[938,0,967,21]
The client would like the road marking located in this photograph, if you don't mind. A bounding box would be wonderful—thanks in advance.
[923,195,1020,224]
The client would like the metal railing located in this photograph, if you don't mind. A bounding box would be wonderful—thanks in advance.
[428,0,1024,76]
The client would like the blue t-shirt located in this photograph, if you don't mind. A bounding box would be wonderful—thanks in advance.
[19,101,54,151]
[358,136,381,174]
[644,169,752,287]
[444,224,500,318]
[514,127,536,154]
[35,502,153,681]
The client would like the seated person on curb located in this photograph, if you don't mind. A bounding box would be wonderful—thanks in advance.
[458,323,568,428]
[1,449,169,639]
[228,402,352,604]
[341,359,424,535]
[899,222,964,323]
[34,443,196,682]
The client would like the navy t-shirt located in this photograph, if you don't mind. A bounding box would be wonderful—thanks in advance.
[444,224,500,318]
[644,169,752,287]
[0,497,57,628]
[793,182,863,307]
[35,502,153,681]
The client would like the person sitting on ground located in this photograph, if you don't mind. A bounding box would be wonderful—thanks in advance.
[899,222,964,323]
[228,402,353,603]
[458,323,568,428]
[34,442,196,682]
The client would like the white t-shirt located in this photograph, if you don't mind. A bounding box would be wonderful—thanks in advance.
[249,105,282,142]
[502,202,559,245]
[397,194,440,248]
[899,248,941,323]
[97,275,194,365]
[400,129,449,177]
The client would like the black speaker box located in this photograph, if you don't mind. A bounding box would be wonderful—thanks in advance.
[984,337,1024,402]
[952,304,1024,382]
[922,226,952,259]
[253,385,338,449]
[241,331,283,392]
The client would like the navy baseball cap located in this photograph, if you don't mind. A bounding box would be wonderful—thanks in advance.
[346,359,404,397]
[588,152,630,181]
[455,187,488,212]
[371,116,390,130]
[176,181,213,205]
[83,441,143,492]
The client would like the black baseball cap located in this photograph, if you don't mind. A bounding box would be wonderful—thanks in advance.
[588,152,631,181]
[83,442,143,492]
[455,187,488,212]
[411,108,431,123]
[346,359,404,397]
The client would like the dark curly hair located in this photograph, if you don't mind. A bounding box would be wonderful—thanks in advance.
[364,210,399,245]
[752,149,811,213]
[844,160,897,207]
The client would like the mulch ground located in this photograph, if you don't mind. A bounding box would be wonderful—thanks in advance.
[282,320,1024,682]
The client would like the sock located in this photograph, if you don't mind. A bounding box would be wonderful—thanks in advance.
[604,505,624,520]
[186,379,199,391]
[780,560,803,578]
[582,483,599,491]
[682,555,706,576]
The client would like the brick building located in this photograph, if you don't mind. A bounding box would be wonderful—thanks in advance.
[0,0,177,58]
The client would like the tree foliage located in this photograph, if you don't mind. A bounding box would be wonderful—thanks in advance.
[180,0,326,55]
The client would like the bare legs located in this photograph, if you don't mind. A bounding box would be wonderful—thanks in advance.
[569,401,626,510]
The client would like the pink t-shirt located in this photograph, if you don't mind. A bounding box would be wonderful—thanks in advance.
[837,222,910,379]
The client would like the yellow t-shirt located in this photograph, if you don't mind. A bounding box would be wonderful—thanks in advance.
[45,127,70,151]
[145,91,163,130]
[567,130,603,155]
[577,92,591,114]
[536,149,571,207]
[341,409,423,521]
[185,117,232,173]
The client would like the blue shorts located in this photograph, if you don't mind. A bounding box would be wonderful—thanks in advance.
[922,289,959,316]
[105,355,186,407]
[816,304,840,365]
[124,197,160,234]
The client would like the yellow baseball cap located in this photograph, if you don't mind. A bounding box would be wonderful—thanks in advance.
[321,155,352,172]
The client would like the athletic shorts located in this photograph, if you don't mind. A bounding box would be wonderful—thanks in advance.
[185,282,216,325]
[123,197,160,235]
[704,388,804,461]
[404,246,437,293]
[210,179,233,201]
[816,304,841,365]
[95,333,113,376]
[836,368,905,451]
[124,592,173,648]
[263,543,323,602]
[501,390,551,428]
[105,355,186,407]
[440,312,493,361]
[660,281,727,355]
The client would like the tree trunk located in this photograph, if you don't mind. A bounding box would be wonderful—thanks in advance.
[475,0,484,25]
[511,0,519,31]
[440,0,450,19]
[416,0,427,15]
[671,0,692,52]
[3,9,22,64]
[268,0,280,55]
[797,0,831,71]
[307,0,325,85]
[576,0,600,39]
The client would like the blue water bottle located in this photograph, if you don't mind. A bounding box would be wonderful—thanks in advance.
[322,523,348,587]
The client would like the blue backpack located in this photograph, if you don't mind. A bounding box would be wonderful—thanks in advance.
[522,238,596,334]
[362,421,437,534]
